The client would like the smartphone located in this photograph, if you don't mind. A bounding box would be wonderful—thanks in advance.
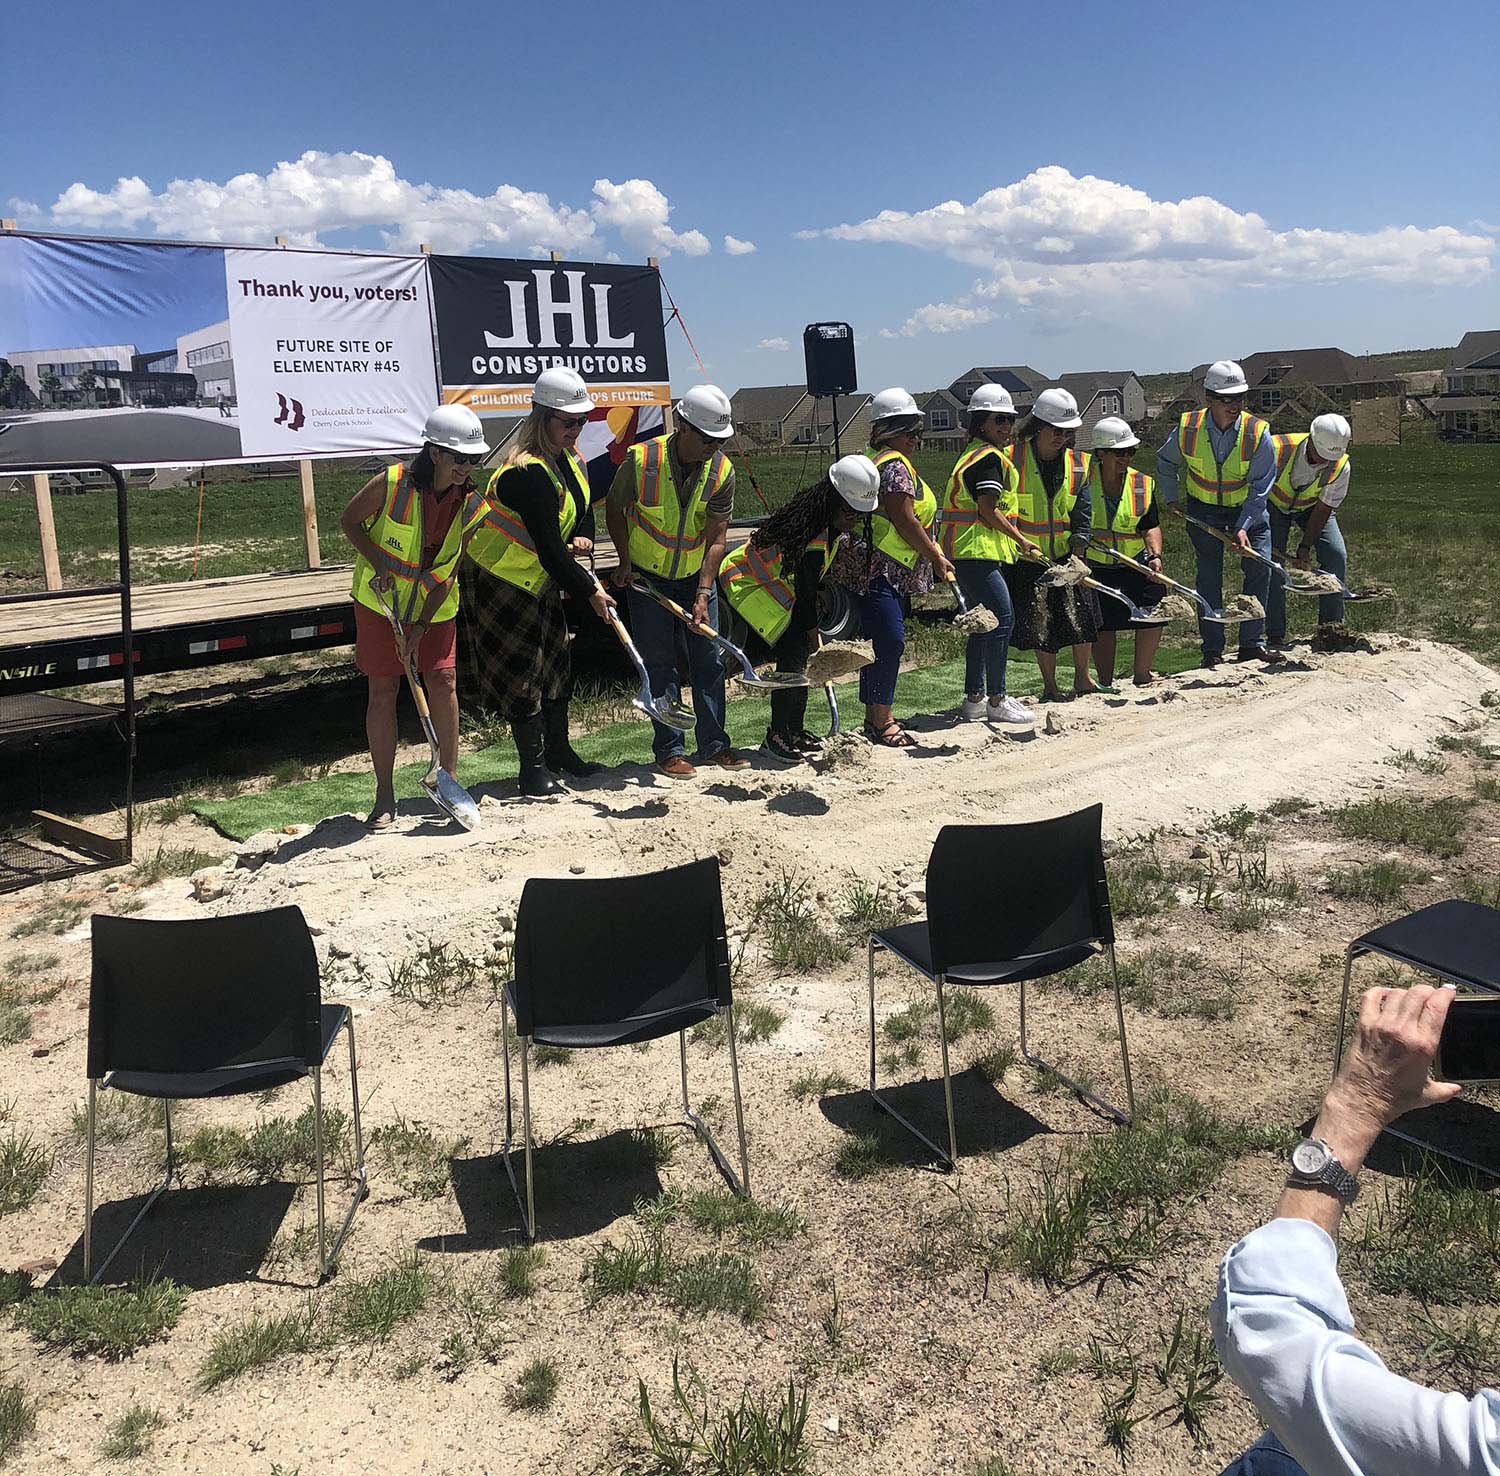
[1436,996,1500,1084]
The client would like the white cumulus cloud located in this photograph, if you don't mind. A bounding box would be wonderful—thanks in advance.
[756,336,790,351]
[10,151,725,260]
[880,302,996,339]
[800,165,1494,336]
[724,235,757,255]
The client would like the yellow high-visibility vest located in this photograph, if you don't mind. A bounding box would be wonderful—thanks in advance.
[719,534,835,645]
[624,435,732,579]
[1269,432,1349,514]
[867,447,937,569]
[938,439,1018,563]
[350,463,488,623]
[1011,440,1089,559]
[1088,466,1154,560]
[1177,408,1269,508]
[467,449,590,597]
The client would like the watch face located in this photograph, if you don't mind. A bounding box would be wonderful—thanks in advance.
[1292,1140,1330,1176]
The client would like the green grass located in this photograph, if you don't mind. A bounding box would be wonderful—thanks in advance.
[582,1232,766,1322]
[131,845,220,883]
[10,898,86,937]
[1331,794,1470,857]
[370,1116,468,1199]
[498,1244,545,1299]
[15,1277,185,1359]
[1057,947,1238,1021]
[507,1355,561,1412]
[751,870,848,972]
[690,1002,785,1049]
[0,1381,37,1462]
[635,1188,804,1249]
[882,987,994,1047]
[834,1133,894,1181]
[789,1070,854,1102]
[1326,859,1430,904]
[385,940,490,1006]
[178,1106,349,1184]
[838,879,906,940]
[199,1309,315,1389]
[69,1093,167,1147]
[326,1254,435,1343]
[0,1131,53,1214]
[101,1404,167,1460]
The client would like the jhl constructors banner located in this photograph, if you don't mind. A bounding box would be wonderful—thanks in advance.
[430,256,669,413]
[0,233,437,468]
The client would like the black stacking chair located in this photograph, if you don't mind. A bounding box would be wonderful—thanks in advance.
[84,907,366,1283]
[867,805,1136,1168]
[1335,898,1500,1174]
[499,856,749,1239]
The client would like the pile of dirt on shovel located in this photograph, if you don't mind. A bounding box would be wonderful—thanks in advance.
[953,605,1000,635]
[1289,570,1345,595]
[806,640,875,683]
[1153,593,1199,622]
[1219,594,1266,620]
[1038,555,1091,588]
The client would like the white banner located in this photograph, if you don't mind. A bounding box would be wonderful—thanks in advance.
[226,248,436,459]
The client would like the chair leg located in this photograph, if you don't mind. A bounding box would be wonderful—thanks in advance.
[935,980,958,1167]
[85,1094,176,1285]
[1332,945,1360,1077]
[680,1017,749,1197]
[315,1014,368,1282]
[864,939,955,1171]
[1019,960,1133,1127]
[498,996,536,1239]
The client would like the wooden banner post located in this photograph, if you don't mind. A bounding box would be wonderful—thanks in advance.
[298,460,321,568]
[33,474,63,591]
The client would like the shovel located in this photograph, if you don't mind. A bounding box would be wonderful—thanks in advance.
[1024,551,1175,626]
[374,586,481,832]
[942,574,1002,635]
[630,579,809,690]
[1175,509,1329,599]
[1078,538,1233,624]
[597,585,694,730]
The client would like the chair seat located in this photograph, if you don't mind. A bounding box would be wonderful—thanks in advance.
[504,983,719,1048]
[104,1004,350,1099]
[874,921,1103,985]
[1354,900,1500,991]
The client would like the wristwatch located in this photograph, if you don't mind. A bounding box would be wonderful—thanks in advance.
[1288,1138,1359,1204]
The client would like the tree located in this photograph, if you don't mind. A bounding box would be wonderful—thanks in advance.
[38,370,61,406]
[76,367,98,406]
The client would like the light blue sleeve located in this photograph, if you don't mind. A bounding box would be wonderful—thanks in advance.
[1155,426,1181,504]
[1237,427,1277,529]
[1212,1218,1500,1476]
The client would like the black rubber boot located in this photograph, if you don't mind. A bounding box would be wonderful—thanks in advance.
[512,715,561,797]
[542,699,603,778]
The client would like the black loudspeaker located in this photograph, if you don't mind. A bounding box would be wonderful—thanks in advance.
[803,322,857,398]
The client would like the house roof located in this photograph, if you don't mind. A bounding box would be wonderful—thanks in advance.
[730,384,808,422]
[1433,395,1500,413]
[1055,370,1138,398]
[954,365,1050,394]
[1238,348,1370,387]
[1449,331,1500,370]
[914,388,965,412]
[779,391,871,440]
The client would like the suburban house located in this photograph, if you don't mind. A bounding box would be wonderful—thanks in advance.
[728,385,811,449]
[915,388,969,451]
[1054,371,1146,443]
[1175,348,1401,417]
[777,391,873,453]
[947,365,1050,416]
[1434,331,1500,441]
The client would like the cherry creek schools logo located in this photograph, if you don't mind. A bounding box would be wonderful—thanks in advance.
[273,393,306,431]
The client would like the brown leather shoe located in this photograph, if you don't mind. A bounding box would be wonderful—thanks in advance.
[705,748,751,771]
[1237,645,1286,665]
[658,755,696,779]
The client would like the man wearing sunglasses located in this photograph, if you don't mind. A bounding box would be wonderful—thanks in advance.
[1156,359,1280,667]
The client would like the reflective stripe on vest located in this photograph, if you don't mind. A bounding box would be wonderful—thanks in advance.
[467,448,589,597]
[938,439,1017,563]
[1268,433,1348,514]
[1011,442,1088,559]
[624,436,731,578]
[1178,409,1268,507]
[350,464,486,623]
[1088,466,1153,560]
[868,448,938,569]
[720,534,834,645]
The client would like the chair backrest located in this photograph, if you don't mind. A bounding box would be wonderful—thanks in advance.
[88,907,322,1080]
[511,857,729,1036]
[924,805,1112,974]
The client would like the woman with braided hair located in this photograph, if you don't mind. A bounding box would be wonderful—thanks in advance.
[718,455,880,764]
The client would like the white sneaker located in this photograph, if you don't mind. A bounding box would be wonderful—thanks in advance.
[960,696,988,721]
[988,696,1035,726]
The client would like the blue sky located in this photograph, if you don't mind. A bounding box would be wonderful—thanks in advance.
[4,0,1498,396]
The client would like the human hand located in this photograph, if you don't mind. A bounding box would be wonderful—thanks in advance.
[934,553,956,583]
[589,584,617,622]
[807,630,823,654]
[1288,545,1312,570]
[372,571,395,597]
[609,561,632,591]
[1320,984,1461,1166]
[1232,527,1254,557]
[570,536,594,556]
[1022,540,1045,561]
[692,588,712,626]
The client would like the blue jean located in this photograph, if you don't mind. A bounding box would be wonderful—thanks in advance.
[1184,500,1272,654]
[1266,506,1347,642]
[856,576,909,707]
[1218,1431,1306,1475]
[954,558,1015,697]
[624,571,730,761]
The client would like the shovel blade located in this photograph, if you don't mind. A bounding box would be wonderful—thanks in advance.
[633,691,693,731]
[424,768,481,831]
[743,670,811,690]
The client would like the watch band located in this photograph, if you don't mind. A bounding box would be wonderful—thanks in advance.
[1288,1139,1360,1204]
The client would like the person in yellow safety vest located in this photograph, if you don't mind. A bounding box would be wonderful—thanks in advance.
[719,455,880,764]
[1002,388,1102,701]
[832,387,955,749]
[1084,417,1168,690]
[1155,359,1282,669]
[1266,413,1353,651]
[340,403,493,830]
[939,384,1038,728]
[605,385,750,779]
[464,367,617,798]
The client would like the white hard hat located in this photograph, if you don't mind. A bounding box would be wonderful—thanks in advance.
[829,454,880,513]
[1203,360,1249,396]
[869,387,922,424]
[532,366,595,414]
[676,383,734,439]
[967,383,1017,418]
[422,403,489,455]
[1091,416,1140,451]
[1032,387,1082,430]
[1310,413,1351,459]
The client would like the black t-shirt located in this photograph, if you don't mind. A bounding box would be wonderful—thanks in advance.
[494,458,597,601]
[961,449,1011,500]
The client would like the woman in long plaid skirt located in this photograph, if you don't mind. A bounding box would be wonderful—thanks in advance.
[463,368,618,796]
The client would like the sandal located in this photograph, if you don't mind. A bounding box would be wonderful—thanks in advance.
[863,721,916,749]
[1038,690,1074,704]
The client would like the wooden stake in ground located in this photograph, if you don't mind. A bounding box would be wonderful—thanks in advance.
[33,473,62,591]
[298,460,321,569]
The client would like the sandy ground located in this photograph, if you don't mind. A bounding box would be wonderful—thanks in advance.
[3,635,1499,1475]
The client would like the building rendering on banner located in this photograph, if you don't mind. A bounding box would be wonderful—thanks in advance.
[1,324,233,410]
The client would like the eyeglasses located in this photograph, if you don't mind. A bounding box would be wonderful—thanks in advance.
[550,412,589,430]
[1207,392,1245,406]
[1098,447,1135,458]
[443,450,482,465]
